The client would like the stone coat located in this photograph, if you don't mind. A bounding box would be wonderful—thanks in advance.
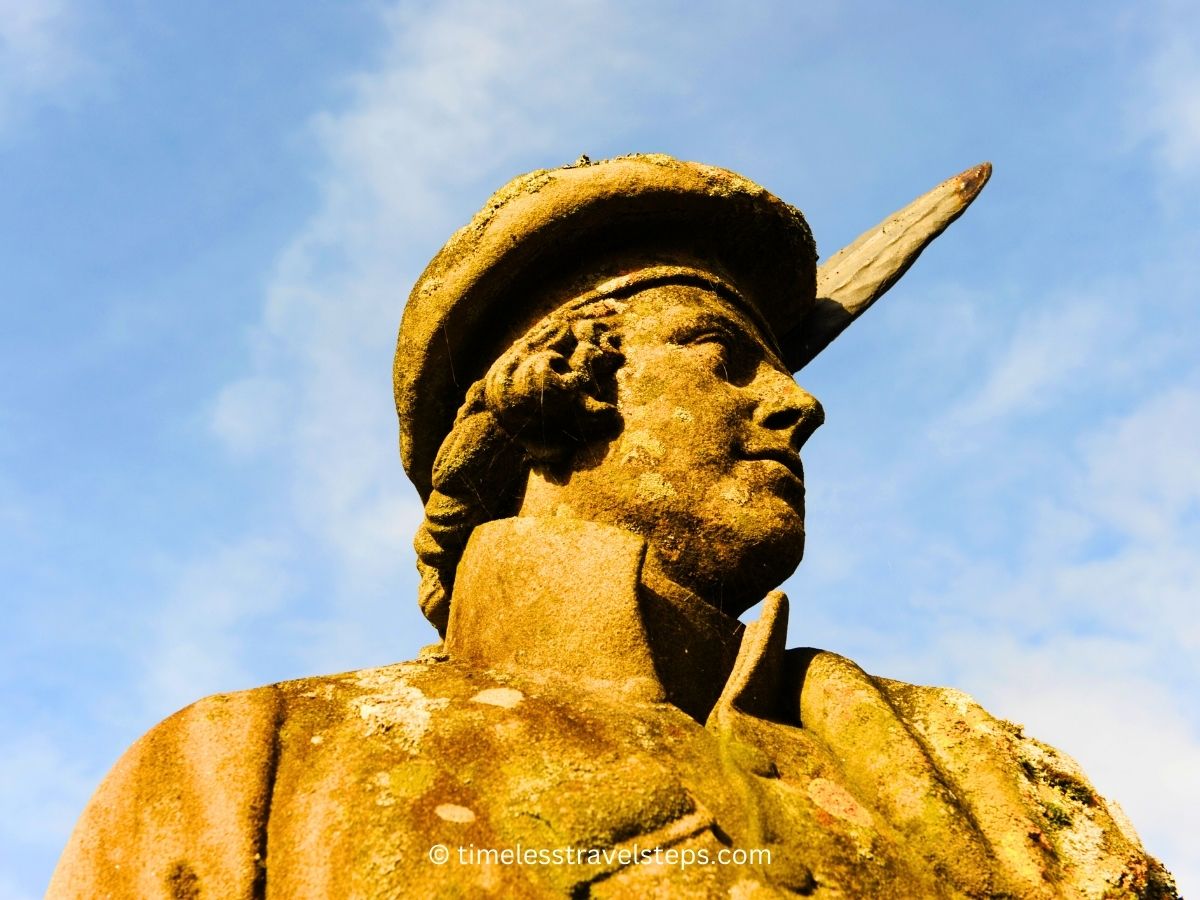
[49,519,1174,898]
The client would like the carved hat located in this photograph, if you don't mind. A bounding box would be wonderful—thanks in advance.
[395,154,819,502]
[395,154,990,502]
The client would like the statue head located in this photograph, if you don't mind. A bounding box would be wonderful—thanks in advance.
[514,278,824,619]
[396,155,991,634]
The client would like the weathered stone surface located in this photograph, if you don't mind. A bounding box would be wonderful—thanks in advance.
[51,155,1176,897]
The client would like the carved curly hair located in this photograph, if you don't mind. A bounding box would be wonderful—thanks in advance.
[413,293,626,633]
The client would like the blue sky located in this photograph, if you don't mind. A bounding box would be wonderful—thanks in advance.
[2,1,1198,894]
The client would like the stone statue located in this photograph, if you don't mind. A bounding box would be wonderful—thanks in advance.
[50,155,1176,898]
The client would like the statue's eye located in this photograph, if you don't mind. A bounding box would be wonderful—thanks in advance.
[686,330,744,381]
[691,331,732,352]
[669,321,758,382]
[669,327,729,353]
[679,327,767,385]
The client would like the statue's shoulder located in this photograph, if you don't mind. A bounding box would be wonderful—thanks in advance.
[783,648,1177,898]
[47,679,282,897]
[102,652,467,781]
[48,656,463,899]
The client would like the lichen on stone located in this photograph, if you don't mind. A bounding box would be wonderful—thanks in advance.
[351,667,450,749]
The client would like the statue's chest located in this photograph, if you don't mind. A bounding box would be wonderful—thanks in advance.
[263,665,832,896]
[263,663,928,898]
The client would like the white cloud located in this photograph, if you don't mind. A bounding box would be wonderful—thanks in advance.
[1136,1,1200,177]
[934,296,1122,438]
[145,537,294,715]
[0,730,97,898]
[1075,383,1200,542]
[0,876,37,900]
[210,376,288,457]
[0,0,87,127]
[1012,382,1200,635]
[0,732,94,848]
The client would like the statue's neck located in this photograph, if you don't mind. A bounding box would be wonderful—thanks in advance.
[444,516,743,722]
[638,556,745,719]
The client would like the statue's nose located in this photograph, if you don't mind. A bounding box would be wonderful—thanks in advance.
[752,369,824,449]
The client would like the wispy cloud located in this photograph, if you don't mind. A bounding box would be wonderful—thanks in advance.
[0,0,88,128]
[0,731,96,899]
[0,733,93,847]
[943,378,1200,630]
[933,296,1125,440]
[144,537,294,715]
[1075,383,1200,543]
[0,875,37,900]
[1134,1,1200,178]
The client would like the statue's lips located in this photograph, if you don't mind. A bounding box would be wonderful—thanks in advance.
[739,448,805,484]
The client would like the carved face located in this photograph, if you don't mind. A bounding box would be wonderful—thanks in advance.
[521,282,823,616]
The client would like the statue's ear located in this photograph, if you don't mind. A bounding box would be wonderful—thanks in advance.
[484,317,624,463]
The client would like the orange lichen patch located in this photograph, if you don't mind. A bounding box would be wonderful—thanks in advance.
[808,777,873,828]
